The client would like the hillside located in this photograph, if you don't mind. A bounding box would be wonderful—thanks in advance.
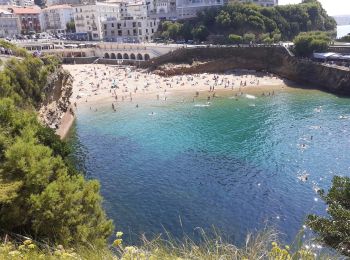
[157,0,336,43]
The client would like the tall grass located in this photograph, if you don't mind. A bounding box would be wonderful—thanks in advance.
[0,228,340,259]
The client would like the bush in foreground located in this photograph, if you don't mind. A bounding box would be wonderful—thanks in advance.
[307,176,350,257]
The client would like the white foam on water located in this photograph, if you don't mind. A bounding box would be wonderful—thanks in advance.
[245,94,257,99]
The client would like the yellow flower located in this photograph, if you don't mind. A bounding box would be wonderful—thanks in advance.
[28,244,36,250]
[271,242,278,247]
[23,239,32,246]
[285,245,290,250]
[116,231,124,238]
[113,239,123,247]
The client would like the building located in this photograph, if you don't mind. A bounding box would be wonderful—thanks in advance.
[0,8,20,37]
[0,0,16,5]
[74,2,127,40]
[46,0,82,7]
[176,0,226,19]
[11,6,42,33]
[102,16,159,42]
[42,4,73,33]
[236,0,278,7]
[0,0,34,6]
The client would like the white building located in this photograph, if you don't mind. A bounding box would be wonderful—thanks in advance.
[42,4,73,33]
[74,2,127,40]
[176,0,226,19]
[0,8,20,37]
[102,16,159,42]
[46,0,83,7]
[0,0,33,6]
[237,0,278,7]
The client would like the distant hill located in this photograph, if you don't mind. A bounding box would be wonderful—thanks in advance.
[333,15,350,25]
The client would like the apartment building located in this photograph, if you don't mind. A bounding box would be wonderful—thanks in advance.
[11,6,42,33]
[42,4,73,33]
[0,8,20,37]
[176,0,226,19]
[102,16,159,42]
[236,0,278,7]
[74,2,127,40]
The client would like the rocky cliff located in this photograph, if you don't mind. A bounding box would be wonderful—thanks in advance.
[143,46,350,95]
[39,68,74,132]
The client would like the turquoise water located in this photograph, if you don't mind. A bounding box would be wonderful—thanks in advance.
[69,89,350,244]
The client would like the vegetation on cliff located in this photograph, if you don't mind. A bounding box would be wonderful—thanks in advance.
[0,229,325,259]
[293,31,331,56]
[0,45,113,247]
[157,0,336,43]
[338,34,350,43]
[307,176,350,257]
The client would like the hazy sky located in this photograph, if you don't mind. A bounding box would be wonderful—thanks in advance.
[278,0,350,16]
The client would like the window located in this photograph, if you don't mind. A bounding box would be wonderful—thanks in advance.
[112,23,114,27]
[104,24,107,29]
[138,22,141,27]
[139,29,142,35]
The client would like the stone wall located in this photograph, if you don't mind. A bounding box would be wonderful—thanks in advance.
[142,46,350,96]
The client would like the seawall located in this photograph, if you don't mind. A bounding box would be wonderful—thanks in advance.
[142,46,350,96]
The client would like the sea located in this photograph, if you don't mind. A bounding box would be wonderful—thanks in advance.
[337,25,350,38]
[69,88,350,245]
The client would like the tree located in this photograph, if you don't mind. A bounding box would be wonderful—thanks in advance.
[339,34,350,43]
[243,33,255,43]
[66,21,76,33]
[307,176,350,256]
[228,34,242,44]
[293,31,330,56]
[0,53,114,248]
[192,25,209,42]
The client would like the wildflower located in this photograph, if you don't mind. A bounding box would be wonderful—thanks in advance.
[285,245,290,250]
[124,246,136,252]
[8,250,21,256]
[18,245,26,251]
[271,242,277,247]
[28,244,36,250]
[116,231,124,238]
[113,239,123,247]
[23,239,32,246]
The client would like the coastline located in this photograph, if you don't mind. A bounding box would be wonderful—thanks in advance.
[63,64,295,109]
[56,105,75,139]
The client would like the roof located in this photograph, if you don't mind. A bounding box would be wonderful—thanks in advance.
[0,8,12,15]
[11,6,41,14]
[43,4,72,10]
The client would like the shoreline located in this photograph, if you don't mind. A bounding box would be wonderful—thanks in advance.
[56,105,75,139]
[58,63,306,137]
[63,64,295,108]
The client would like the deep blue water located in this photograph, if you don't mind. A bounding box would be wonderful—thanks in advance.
[69,89,350,244]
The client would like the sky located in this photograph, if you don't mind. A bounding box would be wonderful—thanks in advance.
[278,0,350,16]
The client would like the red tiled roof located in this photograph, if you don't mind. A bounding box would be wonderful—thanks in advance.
[11,6,41,14]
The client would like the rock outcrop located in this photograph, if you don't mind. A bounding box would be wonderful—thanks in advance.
[39,68,74,132]
[142,46,350,95]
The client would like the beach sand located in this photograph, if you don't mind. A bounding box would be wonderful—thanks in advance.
[63,64,293,110]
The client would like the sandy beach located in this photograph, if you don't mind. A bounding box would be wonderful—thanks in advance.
[63,64,292,109]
